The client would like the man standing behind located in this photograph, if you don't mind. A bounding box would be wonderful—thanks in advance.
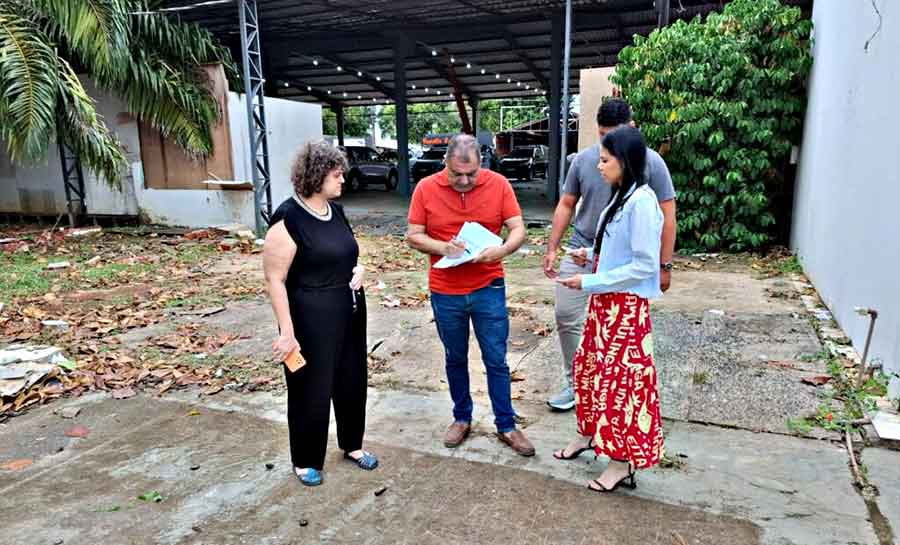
[544,98,677,411]
[407,134,535,456]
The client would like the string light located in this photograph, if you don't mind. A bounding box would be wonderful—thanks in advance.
[297,43,539,105]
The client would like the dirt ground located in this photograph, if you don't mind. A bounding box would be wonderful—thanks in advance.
[1,217,897,545]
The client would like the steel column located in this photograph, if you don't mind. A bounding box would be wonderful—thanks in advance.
[548,13,563,203]
[658,0,671,28]
[334,106,346,146]
[238,0,272,236]
[558,0,573,200]
[57,140,86,227]
[394,40,411,196]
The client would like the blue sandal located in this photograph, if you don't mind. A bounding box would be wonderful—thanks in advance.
[294,467,323,486]
[344,451,378,470]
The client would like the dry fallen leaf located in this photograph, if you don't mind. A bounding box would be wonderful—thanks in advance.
[510,370,527,382]
[65,425,90,438]
[203,384,223,396]
[1,459,33,471]
[801,375,832,386]
[111,387,136,400]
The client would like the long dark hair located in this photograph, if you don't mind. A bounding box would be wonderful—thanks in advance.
[593,127,648,257]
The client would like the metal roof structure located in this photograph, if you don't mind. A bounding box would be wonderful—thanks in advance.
[161,0,811,234]
[166,0,809,107]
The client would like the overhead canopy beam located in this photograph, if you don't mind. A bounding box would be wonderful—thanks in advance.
[310,53,397,98]
[415,44,478,100]
[501,29,549,91]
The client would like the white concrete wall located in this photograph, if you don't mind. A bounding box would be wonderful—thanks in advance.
[0,81,322,228]
[0,79,141,217]
[791,1,900,388]
[577,67,616,151]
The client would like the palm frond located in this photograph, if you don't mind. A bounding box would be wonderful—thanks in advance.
[109,48,220,155]
[56,57,127,183]
[130,7,241,89]
[0,5,61,164]
[26,0,130,76]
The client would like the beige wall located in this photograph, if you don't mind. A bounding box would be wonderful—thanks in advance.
[577,67,617,151]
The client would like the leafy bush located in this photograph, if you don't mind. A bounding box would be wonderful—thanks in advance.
[612,0,813,251]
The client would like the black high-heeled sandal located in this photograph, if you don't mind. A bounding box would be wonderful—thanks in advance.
[552,438,595,460]
[587,468,636,493]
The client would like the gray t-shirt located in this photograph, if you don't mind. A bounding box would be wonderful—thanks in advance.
[564,144,676,249]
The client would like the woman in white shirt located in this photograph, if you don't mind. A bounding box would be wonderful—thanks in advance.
[554,126,664,493]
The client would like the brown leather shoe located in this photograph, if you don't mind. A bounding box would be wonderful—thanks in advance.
[444,421,471,448]
[497,429,535,457]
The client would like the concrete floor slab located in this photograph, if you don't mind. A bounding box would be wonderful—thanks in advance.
[862,447,900,542]
[0,394,759,545]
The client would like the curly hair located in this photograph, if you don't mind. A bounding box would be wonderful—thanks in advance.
[290,141,349,198]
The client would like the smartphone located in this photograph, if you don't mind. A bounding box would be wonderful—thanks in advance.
[284,347,306,373]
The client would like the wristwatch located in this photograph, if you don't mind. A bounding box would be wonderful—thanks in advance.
[660,262,674,272]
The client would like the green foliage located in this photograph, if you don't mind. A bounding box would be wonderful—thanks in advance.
[375,99,548,144]
[787,350,888,436]
[380,103,463,143]
[478,98,548,134]
[0,0,238,183]
[323,106,379,138]
[612,0,813,251]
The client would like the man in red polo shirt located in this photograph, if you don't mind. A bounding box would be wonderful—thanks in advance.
[407,134,534,456]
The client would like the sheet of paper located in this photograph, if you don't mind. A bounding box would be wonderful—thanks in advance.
[434,222,503,269]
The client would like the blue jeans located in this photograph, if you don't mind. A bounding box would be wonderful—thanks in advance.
[430,278,516,433]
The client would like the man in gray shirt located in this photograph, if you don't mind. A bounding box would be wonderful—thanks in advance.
[543,98,677,411]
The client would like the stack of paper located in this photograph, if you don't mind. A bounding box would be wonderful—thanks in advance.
[434,222,503,269]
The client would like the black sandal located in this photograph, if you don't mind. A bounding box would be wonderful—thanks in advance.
[587,470,636,493]
[552,438,595,460]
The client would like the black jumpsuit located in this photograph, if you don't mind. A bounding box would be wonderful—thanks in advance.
[269,198,367,471]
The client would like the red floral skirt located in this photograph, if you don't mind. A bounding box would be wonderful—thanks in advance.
[572,292,663,469]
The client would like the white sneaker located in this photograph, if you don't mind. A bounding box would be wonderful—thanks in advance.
[547,387,575,411]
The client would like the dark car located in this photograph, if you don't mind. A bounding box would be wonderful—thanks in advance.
[340,146,399,191]
[497,145,549,181]
[411,148,446,182]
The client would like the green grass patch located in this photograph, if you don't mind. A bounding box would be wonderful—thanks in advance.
[0,254,51,298]
[777,255,803,274]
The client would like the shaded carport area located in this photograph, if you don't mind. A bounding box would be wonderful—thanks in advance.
[162,0,794,232]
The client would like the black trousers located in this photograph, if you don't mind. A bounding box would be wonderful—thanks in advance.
[284,286,367,470]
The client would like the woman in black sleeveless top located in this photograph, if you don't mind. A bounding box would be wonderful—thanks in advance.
[263,141,377,487]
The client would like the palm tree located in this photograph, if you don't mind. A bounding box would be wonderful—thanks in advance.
[0,0,238,183]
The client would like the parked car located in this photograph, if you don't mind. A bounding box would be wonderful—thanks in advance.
[340,146,399,191]
[497,145,549,181]
[411,148,446,182]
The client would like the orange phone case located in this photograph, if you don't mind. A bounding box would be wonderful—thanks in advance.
[284,347,306,372]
